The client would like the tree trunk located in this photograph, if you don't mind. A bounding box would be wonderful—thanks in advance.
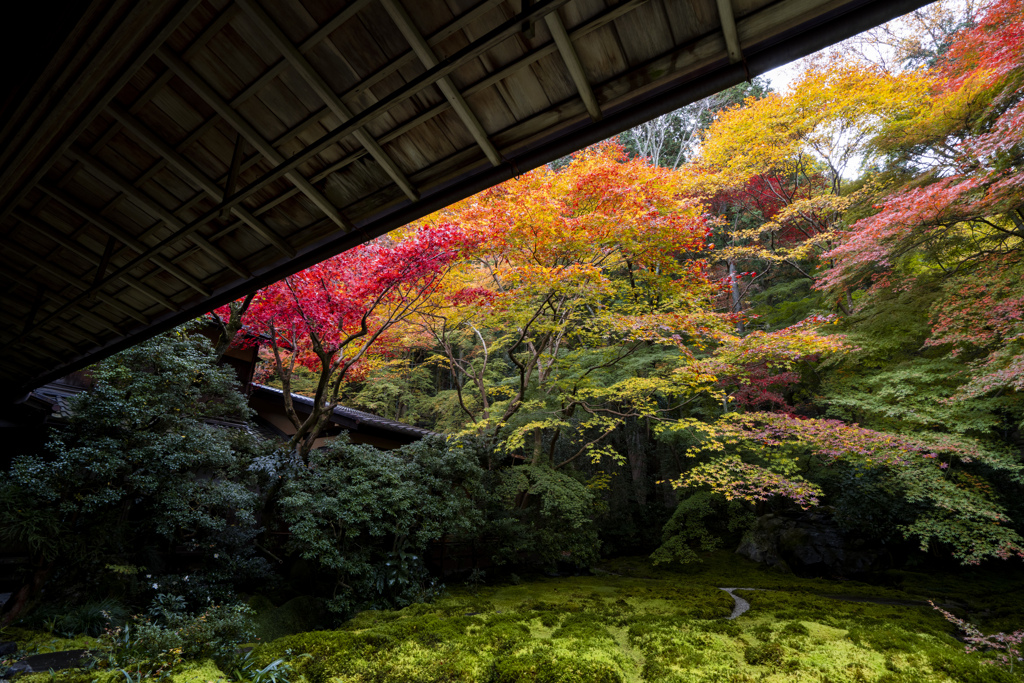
[626,424,648,508]
[0,558,54,626]
[729,259,745,334]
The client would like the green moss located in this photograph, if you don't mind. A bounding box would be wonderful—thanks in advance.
[248,596,331,644]
[170,659,229,683]
[20,552,1018,683]
[2,628,100,654]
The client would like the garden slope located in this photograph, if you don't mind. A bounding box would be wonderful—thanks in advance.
[13,552,1024,683]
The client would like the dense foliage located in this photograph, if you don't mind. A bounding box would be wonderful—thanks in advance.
[0,328,270,627]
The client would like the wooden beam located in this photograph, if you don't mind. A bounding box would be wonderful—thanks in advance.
[218,0,648,213]
[107,101,297,257]
[67,146,251,278]
[14,209,178,314]
[0,264,121,339]
[222,134,245,219]
[38,183,211,296]
[15,288,106,351]
[236,0,419,202]
[22,286,46,336]
[716,0,743,64]
[93,236,117,288]
[380,0,503,166]
[155,45,354,233]
[0,0,206,227]
[543,11,601,121]
[88,4,243,157]
[1,241,151,325]
[207,0,574,206]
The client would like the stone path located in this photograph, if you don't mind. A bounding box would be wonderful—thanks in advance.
[719,587,756,619]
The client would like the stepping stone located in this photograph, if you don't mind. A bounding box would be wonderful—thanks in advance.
[6,649,91,673]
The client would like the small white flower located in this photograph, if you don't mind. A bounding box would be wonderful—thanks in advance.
[184,575,189,581]
[146,574,151,579]
[152,583,159,590]
[213,554,219,559]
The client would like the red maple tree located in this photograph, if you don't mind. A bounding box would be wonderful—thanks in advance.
[218,223,474,462]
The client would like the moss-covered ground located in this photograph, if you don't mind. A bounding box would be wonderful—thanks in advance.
[7,552,1024,683]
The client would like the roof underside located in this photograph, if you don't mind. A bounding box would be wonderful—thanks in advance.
[0,0,930,398]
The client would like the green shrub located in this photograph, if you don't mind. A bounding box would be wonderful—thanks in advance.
[278,436,484,616]
[743,641,785,666]
[781,620,810,637]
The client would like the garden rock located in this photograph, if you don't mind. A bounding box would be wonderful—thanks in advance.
[6,650,90,674]
[736,510,888,576]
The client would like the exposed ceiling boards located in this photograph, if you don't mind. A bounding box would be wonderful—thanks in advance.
[0,0,931,398]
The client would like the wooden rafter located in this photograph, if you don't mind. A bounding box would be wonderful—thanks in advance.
[715,0,743,64]
[246,0,648,191]
[38,183,211,296]
[0,240,150,325]
[543,11,602,121]
[155,46,354,233]
[236,0,419,202]
[380,0,503,166]
[14,210,177,314]
[66,146,251,278]
[217,0,575,207]
[0,0,206,226]
[107,102,297,258]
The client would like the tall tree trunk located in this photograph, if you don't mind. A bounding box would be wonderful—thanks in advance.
[626,424,648,508]
[729,259,745,335]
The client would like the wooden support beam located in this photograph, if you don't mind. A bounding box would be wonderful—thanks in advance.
[380,0,503,166]
[107,102,296,257]
[2,241,151,325]
[67,146,251,278]
[22,286,46,336]
[14,210,176,314]
[210,0,573,204]
[155,45,354,233]
[237,0,419,202]
[17,292,106,351]
[0,263,120,339]
[93,236,117,288]
[0,0,206,227]
[716,0,743,64]
[212,0,646,214]
[38,183,211,296]
[543,10,601,121]
[222,134,245,219]
[88,5,243,157]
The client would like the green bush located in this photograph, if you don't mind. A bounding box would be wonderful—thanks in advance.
[278,435,484,615]
[743,641,785,666]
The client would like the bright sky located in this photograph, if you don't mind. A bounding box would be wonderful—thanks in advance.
[765,62,801,93]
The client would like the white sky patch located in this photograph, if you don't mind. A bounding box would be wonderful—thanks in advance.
[764,62,802,94]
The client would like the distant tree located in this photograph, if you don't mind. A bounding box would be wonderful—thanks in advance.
[818,0,1024,401]
[683,59,930,318]
[618,78,771,169]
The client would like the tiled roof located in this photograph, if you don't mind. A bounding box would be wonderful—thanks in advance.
[21,377,434,441]
[251,384,435,439]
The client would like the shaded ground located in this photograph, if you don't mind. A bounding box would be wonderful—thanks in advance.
[5,552,1023,683]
